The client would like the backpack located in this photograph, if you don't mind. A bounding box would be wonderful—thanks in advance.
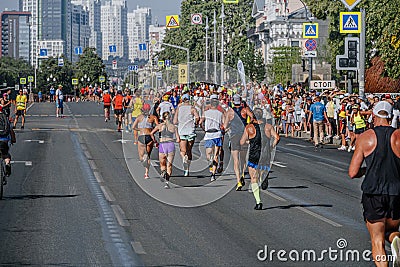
[0,113,10,137]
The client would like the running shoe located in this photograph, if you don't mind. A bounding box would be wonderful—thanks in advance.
[352,146,355,151]
[164,182,170,189]
[391,236,400,267]
[2,176,6,185]
[261,173,270,190]
[240,175,245,187]
[144,174,149,179]
[21,125,24,129]
[254,203,263,210]
[142,154,148,167]
[347,146,353,152]
[337,145,347,151]
[210,174,216,182]
[217,162,223,174]
[184,170,189,177]
[5,163,11,177]
[183,155,188,170]
[236,182,243,191]
[160,170,166,182]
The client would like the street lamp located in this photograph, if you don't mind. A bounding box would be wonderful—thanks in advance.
[162,42,190,89]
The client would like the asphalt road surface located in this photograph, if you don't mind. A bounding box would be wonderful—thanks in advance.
[0,101,384,266]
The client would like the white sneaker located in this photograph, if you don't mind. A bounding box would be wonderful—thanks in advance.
[338,146,347,151]
[164,182,170,189]
[391,236,400,267]
[352,146,355,151]
[183,155,188,170]
[347,146,353,152]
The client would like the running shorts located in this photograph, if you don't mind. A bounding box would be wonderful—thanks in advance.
[159,142,175,154]
[114,109,123,116]
[180,134,196,142]
[104,104,111,110]
[56,100,63,109]
[204,138,222,148]
[16,110,25,116]
[230,134,246,151]
[138,135,153,145]
[362,193,400,221]
[354,127,366,135]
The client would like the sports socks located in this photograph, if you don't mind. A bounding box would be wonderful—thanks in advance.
[251,183,261,204]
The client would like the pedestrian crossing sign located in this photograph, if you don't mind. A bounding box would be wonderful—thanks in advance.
[166,15,180,29]
[340,12,361,33]
[72,78,78,85]
[303,23,318,39]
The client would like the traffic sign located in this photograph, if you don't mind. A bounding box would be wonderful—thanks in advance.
[28,76,34,83]
[128,65,138,72]
[138,43,147,51]
[340,12,361,33]
[223,0,239,3]
[109,45,117,53]
[178,64,188,84]
[340,0,361,11]
[158,61,164,68]
[166,15,180,29]
[20,78,26,85]
[58,58,64,67]
[39,48,48,57]
[112,60,117,70]
[303,23,318,39]
[156,72,162,80]
[151,39,157,46]
[74,46,83,55]
[72,78,78,85]
[191,13,202,25]
[165,60,171,67]
[305,39,317,51]
[310,80,336,90]
[99,76,106,83]
[304,51,317,58]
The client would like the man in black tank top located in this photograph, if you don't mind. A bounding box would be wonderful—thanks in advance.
[349,101,400,266]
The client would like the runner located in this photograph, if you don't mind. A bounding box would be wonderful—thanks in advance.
[0,106,16,184]
[240,108,264,210]
[123,89,133,132]
[132,103,159,179]
[349,101,400,266]
[224,94,252,190]
[151,111,180,188]
[131,89,143,144]
[200,94,224,182]
[1,93,11,119]
[157,94,174,122]
[112,90,124,132]
[173,93,199,176]
[102,90,112,122]
[55,85,64,118]
[349,104,368,151]
[14,89,27,129]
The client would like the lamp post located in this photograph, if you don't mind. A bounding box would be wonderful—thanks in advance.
[161,43,190,89]
[298,0,313,89]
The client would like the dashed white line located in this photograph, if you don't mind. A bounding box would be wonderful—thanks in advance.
[318,161,346,172]
[285,153,308,160]
[272,161,286,168]
[93,171,104,183]
[101,185,116,202]
[131,241,147,255]
[111,205,130,227]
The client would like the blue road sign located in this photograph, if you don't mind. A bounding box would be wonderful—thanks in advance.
[39,48,48,57]
[133,65,138,71]
[109,45,117,53]
[128,65,138,72]
[138,43,147,51]
[75,46,83,55]
[165,60,171,67]
[303,23,318,39]
[58,58,64,67]
[340,12,361,33]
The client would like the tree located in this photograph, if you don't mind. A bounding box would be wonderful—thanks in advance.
[76,47,107,87]
[37,55,74,94]
[267,46,301,85]
[0,57,33,88]
[241,43,266,83]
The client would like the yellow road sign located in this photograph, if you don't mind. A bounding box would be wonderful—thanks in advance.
[20,78,26,85]
[72,78,78,85]
[340,0,361,10]
[223,0,239,3]
[28,76,34,83]
[99,76,106,83]
[166,15,180,29]
[178,64,188,84]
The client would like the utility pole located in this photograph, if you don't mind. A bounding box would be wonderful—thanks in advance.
[213,10,217,84]
[358,8,366,98]
[205,16,209,82]
[220,4,225,85]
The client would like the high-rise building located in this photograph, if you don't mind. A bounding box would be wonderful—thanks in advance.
[127,6,151,62]
[72,0,102,57]
[19,0,90,64]
[0,11,32,62]
[101,0,128,61]
[149,24,166,55]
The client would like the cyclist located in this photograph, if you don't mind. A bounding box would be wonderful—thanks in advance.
[151,111,180,188]
[102,90,112,122]
[14,89,27,129]
[132,103,159,179]
[173,94,199,176]
[0,106,16,184]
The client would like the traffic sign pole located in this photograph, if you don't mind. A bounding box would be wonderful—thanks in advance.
[358,9,366,98]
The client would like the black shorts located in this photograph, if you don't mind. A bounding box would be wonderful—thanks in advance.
[114,109,123,116]
[354,127,365,135]
[16,110,25,116]
[362,193,400,221]
[230,134,246,151]
[0,141,10,159]
[104,105,111,110]
[138,135,153,145]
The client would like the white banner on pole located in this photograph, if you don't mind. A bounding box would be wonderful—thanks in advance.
[237,60,246,88]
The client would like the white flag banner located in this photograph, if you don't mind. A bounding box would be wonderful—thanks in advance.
[237,60,246,88]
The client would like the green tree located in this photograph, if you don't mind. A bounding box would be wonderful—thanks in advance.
[0,57,33,88]
[267,46,301,85]
[37,55,74,94]
[241,43,266,82]
[76,47,107,87]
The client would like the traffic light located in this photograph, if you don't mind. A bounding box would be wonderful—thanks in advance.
[302,59,306,72]
[336,37,359,71]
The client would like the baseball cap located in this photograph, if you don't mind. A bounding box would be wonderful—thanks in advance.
[233,94,241,105]
[344,93,350,97]
[385,94,391,99]
[373,101,392,118]
[210,94,218,100]
[352,104,359,109]
[163,95,169,101]
[182,94,190,101]
[367,94,374,98]
[142,103,151,111]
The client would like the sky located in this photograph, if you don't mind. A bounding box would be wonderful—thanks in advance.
[0,0,182,24]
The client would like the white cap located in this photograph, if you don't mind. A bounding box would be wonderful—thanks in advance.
[367,94,374,98]
[373,101,393,118]
[210,94,218,100]
[233,94,241,105]
[344,93,350,97]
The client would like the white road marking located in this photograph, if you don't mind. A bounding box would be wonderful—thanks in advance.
[24,139,45,144]
[111,205,130,227]
[286,143,308,148]
[93,171,104,183]
[100,185,116,202]
[272,161,286,168]
[113,139,133,144]
[11,160,32,166]
[285,153,308,160]
[318,161,346,172]
[87,159,97,170]
[131,241,146,255]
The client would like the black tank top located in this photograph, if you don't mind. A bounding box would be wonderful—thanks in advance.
[248,123,262,165]
[362,126,400,195]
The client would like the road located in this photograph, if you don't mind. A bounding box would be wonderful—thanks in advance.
[0,101,380,266]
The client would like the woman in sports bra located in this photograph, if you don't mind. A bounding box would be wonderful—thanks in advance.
[132,103,159,179]
[151,111,180,188]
